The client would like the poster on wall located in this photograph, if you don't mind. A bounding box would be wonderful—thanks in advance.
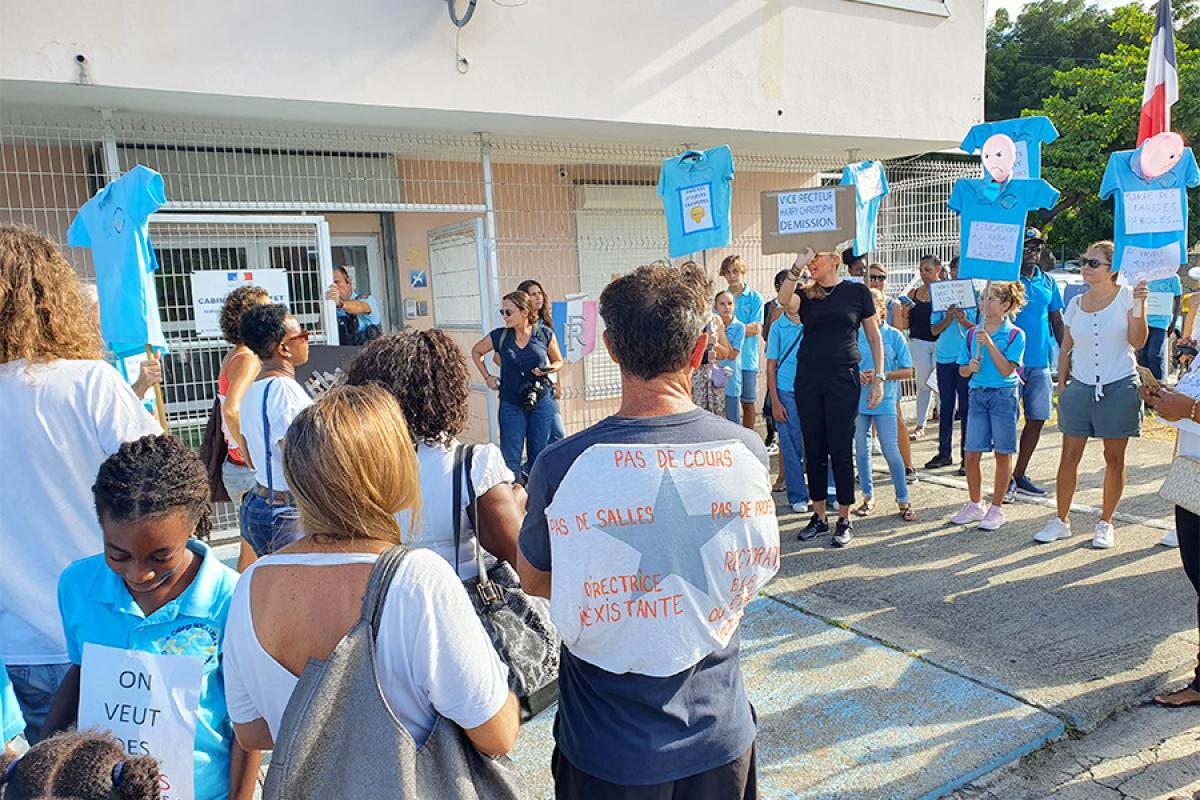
[759,185,857,254]
[190,269,290,336]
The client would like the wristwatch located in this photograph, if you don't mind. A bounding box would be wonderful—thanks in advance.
[874,371,887,383]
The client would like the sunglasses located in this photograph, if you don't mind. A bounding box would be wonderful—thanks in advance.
[500,309,514,317]
[868,274,886,282]
[1080,257,1111,268]
[285,329,311,343]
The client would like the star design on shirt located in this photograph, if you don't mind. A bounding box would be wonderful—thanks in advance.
[600,467,731,600]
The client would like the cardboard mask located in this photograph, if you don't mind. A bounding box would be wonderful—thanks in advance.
[1139,132,1185,179]
[981,134,1016,182]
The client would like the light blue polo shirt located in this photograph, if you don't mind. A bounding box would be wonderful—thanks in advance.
[856,324,912,416]
[948,178,1060,281]
[1148,275,1183,330]
[657,145,735,257]
[732,287,764,370]
[957,320,1026,389]
[720,319,746,399]
[1,660,24,744]
[960,116,1059,179]
[765,315,803,392]
[337,292,381,333]
[841,160,890,256]
[1100,146,1200,274]
[932,306,979,364]
[1013,269,1064,369]
[59,541,239,800]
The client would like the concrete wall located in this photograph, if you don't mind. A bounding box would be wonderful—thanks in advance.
[0,0,984,152]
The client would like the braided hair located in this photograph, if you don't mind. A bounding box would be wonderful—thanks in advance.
[92,435,212,541]
[0,730,160,800]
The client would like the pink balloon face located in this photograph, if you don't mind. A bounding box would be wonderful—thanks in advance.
[1139,132,1185,179]
[981,134,1016,182]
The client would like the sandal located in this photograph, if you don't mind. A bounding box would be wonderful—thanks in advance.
[910,427,925,441]
[899,505,919,522]
[852,499,874,517]
[1153,684,1200,708]
[772,477,786,493]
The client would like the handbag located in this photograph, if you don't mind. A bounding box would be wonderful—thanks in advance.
[453,444,561,721]
[262,545,526,800]
[1160,456,1200,516]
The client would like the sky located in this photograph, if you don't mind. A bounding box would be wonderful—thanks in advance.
[986,0,1132,18]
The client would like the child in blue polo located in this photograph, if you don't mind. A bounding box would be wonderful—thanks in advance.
[44,435,258,800]
[952,282,1027,533]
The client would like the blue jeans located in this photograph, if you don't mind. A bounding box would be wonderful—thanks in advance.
[239,491,304,557]
[776,391,810,505]
[7,662,71,743]
[856,414,909,504]
[935,361,970,461]
[499,396,557,481]
[1138,326,1169,381]
[724,394,741,423]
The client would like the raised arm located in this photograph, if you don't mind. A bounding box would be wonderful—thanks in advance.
[1129,281,1150,349]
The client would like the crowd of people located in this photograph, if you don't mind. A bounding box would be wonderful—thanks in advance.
[2,215,1199,799]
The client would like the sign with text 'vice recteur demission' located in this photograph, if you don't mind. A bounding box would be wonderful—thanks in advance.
[760,185,857,254]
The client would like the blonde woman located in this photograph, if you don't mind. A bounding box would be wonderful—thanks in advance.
[223,385,520,758]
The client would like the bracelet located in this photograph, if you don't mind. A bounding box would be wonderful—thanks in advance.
[785,269,803,281]
[1191,398,1199,423]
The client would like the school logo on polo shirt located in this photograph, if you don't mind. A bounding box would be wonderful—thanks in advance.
[154,622,221,664]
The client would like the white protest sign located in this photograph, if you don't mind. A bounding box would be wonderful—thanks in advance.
[190,269,290,337]
[778,188,838,235]
[546,442,779,677]
[965,221,1022,264]
[79,643,203,800]
[1011,140,1030,179]
[1147,292,1175,318]
[846,275,865,284]
[857,164,885,202]
[930,279,978,312]
[680,183,715,234]
[1119,242,1183,284]
[1124,189,1184,235]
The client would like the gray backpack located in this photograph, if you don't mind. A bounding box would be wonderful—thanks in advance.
[262,545,527,800]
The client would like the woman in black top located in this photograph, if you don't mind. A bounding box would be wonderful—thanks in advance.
[778,248,885,547]
[898,255,942,439]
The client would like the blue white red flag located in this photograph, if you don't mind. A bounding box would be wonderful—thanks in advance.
[1138,0,1179,146]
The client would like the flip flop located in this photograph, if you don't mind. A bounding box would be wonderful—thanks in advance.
[852,499,874,517]
[1153,686,1200,708]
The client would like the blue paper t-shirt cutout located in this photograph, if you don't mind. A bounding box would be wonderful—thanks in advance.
[948,177,1060,282]
[1100,146,1200,273]
[67,164,167,357]
[840,160,890,256]
[657,145,734,258]
[960,116,1059,179]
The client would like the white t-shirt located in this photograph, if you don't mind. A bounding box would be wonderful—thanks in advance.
[1064,286,1138,387]
[223,549,510,745]
[239,377,312,492]
[0,359,160,664]
[398,441,514,579]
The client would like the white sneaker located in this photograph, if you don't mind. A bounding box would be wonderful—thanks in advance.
[951,501,987,525]
[791,501,810,514]
[1160,528,1179,548]
[1034,518,1072,544]
[978,505,1006,531]
[1092,520,1115,549]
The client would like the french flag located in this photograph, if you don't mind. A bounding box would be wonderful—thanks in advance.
[1138,0,1179,146]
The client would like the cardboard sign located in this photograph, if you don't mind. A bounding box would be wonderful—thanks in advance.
[760,185,857,254]
[79,643,203,800]
[930,279,978,313]
[1147,291,1175,318]
[1124,189,1184,235]
[1119,242,1184,284]
[679,183,716,234]
[189,269,290,337]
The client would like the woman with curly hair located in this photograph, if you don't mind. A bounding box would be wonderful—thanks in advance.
[0,225,159,743]
[347,330,523,574]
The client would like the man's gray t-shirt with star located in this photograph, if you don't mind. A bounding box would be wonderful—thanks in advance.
[520,408,769,786]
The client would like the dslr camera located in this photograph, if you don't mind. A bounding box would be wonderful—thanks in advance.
[518,374,552,412]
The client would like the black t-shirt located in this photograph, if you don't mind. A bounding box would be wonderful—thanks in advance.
[795,281,876,369]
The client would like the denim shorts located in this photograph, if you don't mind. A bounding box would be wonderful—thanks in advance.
[239,491,304,556]
[741,369,758,403]
[1058,376,1142,439]
[965,386,1020,454]
[1020,367,1052,422]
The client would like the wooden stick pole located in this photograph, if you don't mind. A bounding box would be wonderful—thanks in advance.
[145,344,169,434]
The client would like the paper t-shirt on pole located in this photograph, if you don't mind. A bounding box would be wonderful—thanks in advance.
[840,160,890,256]
[960,116,1059,180]
[657,146,735,258]
[948,177,1060,282]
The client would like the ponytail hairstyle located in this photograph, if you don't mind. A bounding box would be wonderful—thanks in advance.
[0,730,160,800]
[990,281,1027,317]
[93,434,213,542]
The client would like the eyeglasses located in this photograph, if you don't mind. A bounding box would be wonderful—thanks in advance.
[1080,257,1111,268]
[1023,242,1044,251]
[868,274,886,282]
[500,309,514,317]
[285,329,311,343]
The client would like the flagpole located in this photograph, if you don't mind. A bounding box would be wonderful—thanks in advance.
[145,344,169,434]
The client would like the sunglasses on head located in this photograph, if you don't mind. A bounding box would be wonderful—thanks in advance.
[1080,257,1110,268]
[1023,241,1043,250]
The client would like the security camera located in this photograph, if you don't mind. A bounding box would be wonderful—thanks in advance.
[558,169,568,180]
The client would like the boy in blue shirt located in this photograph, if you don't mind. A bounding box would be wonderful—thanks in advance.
[766,291,808,512]
[719,255,764,431]
[716,290,746,424]
[44,435,259,800]
[952,283,1027,533]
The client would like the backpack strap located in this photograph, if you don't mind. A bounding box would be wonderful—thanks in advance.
[262,379,276,505]
[361,545,410,639]
[451,444,465,580]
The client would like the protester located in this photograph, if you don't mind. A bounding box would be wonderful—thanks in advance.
[1009,228,1065,499]
[716,289,746,423]
[951,282,1027,532]
[779,248,885,547]
[236,303,312,558]
[223,385,519,758]
[762,269,791,454]
[767,285,809,512]
[346,330,523,574]
[1140,272,1183,381]
[898,255,942,440]
[1034,242,1148,549]
[518,278,567,445]
[927,257,977,472]
[0,225,160,742]
[868,263,917,478]
[216,285,271,571]
[853,289,917,525]
[471,290,563,482]
[720,254,764,430]
[325,266,381,345]
[686,261,734,418]
[843,247,869,279]
[41,435,258,800]
[517,260,777,798]
[0,730,162,800]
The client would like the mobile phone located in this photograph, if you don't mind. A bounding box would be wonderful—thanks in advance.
[1137,366,1161,392]
[1177,343,1199,358]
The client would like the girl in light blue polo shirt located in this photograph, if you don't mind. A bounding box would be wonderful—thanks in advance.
[952,283,1027,533]
[716,290,746,424]
[44,435,259,800]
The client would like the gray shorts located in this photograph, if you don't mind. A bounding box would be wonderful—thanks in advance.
[1058,376,1142,439]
